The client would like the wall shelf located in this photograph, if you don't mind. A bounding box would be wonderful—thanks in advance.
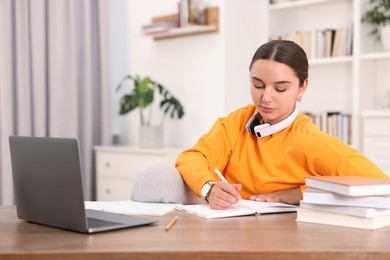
[360,52,390,61]
[152,25,217,40]
[269,0,340,11]
[309,56,353,65]
[146,6,219,41]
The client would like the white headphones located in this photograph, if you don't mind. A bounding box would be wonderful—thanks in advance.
[246,108,298,138]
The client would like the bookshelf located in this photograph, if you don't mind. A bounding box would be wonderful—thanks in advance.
[361,110,390,176]
[267,0,390,151]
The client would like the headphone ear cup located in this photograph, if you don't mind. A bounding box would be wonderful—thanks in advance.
[246,113,261,135]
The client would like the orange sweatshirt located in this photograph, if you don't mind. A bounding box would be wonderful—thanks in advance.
[176,105,389,199]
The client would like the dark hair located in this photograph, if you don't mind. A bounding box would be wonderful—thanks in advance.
[249,40,308,86]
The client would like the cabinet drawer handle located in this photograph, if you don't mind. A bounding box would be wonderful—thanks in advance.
[105,162,111,168]
[105,188,111,194]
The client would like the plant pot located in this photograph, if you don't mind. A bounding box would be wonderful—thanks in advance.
[139,125,164,148]
[381,24,390,51]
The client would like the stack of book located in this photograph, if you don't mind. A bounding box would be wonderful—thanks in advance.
[296,176,390,230]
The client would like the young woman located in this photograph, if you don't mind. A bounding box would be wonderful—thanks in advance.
[175,40,389,210]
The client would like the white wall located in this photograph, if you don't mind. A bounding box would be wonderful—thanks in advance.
[224,1,267,112]
[114,0,267,147]
[110,0,130,144]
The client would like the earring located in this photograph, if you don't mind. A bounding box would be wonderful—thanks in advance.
[297,97,302,102]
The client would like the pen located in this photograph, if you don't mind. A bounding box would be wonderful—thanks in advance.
[214,168,242,204]
[214,168,228,183]
[165,215,178,232]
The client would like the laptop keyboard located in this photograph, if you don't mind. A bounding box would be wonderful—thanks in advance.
[87,217,122,228]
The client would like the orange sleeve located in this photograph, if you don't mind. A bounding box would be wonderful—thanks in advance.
[175,106,253,197]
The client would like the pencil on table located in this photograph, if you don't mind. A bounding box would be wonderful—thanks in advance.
[165,216,178,232]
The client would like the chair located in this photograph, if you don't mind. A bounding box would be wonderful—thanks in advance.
[131,161,204,204]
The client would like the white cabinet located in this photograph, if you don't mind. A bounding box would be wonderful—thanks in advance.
[267,0,390,150]
[362,110,390,176]
[95,146,183,201]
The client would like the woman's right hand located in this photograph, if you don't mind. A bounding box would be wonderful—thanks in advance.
[207,182,242,209]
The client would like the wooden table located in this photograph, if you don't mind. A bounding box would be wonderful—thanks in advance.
[1,205,390,259]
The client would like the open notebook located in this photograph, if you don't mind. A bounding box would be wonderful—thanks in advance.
[85,200,181,216]
[175,199,297,219]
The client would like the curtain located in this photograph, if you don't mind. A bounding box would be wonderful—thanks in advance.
[0,0,112,205]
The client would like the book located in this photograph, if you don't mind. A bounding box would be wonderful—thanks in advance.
[142,26,172,35]
[141,21,178,35]
[299,201,390,218]
[85,200,181,216]
[304,176,390,196]
[179,0,189,27]
[141,21,177,30]
[296,208,390,230]
[325,28,336,57]
[303,188,390,208]
[175,199,297,219]
[315,28,326,58]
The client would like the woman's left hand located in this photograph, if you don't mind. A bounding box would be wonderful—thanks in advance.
[249,187,302,205]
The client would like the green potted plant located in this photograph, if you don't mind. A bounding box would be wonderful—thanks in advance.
[116,74,185,147]
[361,0,390,50]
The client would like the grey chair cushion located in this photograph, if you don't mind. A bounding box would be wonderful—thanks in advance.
[131,161,204,204]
